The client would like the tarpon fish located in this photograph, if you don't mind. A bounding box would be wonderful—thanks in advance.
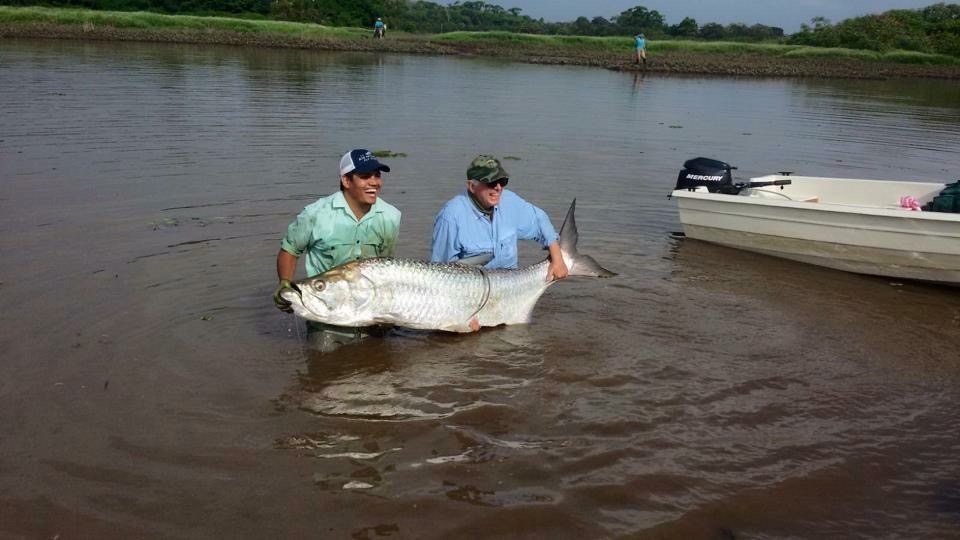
[281,200,615,332]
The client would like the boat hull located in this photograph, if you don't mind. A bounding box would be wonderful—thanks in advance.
[673,176,960,284]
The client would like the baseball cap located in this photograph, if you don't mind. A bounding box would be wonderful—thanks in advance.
[466,155,509,184]
[340,149,390,176]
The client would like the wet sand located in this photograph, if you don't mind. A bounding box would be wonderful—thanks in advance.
[3,21,960,80]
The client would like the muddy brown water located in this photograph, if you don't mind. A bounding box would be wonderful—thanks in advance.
[2,39,960,538]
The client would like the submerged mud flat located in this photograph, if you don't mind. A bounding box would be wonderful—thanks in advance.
[3,21,960,80]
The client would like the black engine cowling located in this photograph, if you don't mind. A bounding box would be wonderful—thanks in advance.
[675,157,737,193]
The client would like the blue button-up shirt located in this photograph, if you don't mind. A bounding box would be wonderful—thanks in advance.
[430,189,558,269]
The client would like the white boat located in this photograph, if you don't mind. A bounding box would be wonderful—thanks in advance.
[670,158,960,285]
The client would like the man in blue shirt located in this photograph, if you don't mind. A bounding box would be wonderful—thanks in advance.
[431,155,568,281]
[635,33,647,66]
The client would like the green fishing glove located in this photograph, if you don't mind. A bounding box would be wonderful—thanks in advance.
[273,278,295,313]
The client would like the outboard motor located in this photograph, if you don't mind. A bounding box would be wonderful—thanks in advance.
[675,157,739,194]
[670,157,794,199]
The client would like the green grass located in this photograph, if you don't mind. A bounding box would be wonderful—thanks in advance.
[650,40,800,55]
[432,31,959,64]
[882,50,959,65]
[433,31,628,51]
[655,39,958,64]
[432,32,791,54]
[781,45,958,65]
[0,5,366,37]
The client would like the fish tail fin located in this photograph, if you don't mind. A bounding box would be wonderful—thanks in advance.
[558,199,617,278]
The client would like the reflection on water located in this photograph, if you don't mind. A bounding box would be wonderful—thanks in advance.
[2,38,960,538]
[632,70,646,93]
[802,77,960,110]
[289,326,543,420]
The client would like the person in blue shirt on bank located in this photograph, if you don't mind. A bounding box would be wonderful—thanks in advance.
[635,32,647,66]
[431,154,568,281]
[373,17,385,39]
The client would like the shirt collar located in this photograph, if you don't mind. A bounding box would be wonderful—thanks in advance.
[463,189,497,219]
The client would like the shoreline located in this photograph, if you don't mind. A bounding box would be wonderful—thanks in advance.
[4,22,960,80]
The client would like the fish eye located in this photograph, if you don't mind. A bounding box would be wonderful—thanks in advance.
[314,281,325,291]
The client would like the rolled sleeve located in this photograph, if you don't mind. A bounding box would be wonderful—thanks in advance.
[280,209,314,256]
[514,202,558,249]
[532,205,559,248]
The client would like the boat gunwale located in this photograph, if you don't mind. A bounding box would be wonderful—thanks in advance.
[671,187,960,223]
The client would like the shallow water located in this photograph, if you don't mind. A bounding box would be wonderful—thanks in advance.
[2,39,960,538]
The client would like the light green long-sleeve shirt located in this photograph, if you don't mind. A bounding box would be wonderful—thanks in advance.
[280,191,401,277]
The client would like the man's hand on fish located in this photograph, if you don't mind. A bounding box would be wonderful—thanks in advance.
[546,241,569,282]
[273,278,296,312]
[547,258,568,282]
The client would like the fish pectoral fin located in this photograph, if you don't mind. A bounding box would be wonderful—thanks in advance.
[438,317,480,333]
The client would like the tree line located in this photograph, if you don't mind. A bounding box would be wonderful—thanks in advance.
[0,0,781,39]
[787,3,960,57]
[2,0,958,56]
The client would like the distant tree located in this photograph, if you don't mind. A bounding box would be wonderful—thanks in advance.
[789,6,960,57]
[572,16,591,35]
[724,22,749,39]
[590,16,614,36]
[747,23,780,39]
[697,22,725,40]
[799,15,832,33]
[614,5,666,36]
[668,16,698,37]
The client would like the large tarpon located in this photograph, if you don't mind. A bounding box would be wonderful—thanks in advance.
[281,200,615,332]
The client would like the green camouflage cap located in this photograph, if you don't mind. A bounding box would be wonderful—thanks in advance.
[466,155,509,184]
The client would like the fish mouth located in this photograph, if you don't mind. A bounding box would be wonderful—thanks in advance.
[280,281,303,304]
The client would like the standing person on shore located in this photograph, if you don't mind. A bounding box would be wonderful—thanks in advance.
[374,17,385,39]
[430,155,568,329]
[635,32,647,66]
[273,149,400,351]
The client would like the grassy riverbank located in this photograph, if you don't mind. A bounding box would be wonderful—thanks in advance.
[4,6,960,79]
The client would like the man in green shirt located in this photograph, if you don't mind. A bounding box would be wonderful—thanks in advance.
[273,149,401,350]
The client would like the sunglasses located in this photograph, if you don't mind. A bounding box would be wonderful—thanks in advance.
[482,178,509,188]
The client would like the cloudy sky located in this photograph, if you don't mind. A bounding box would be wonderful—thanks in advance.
[474,1,938,32]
